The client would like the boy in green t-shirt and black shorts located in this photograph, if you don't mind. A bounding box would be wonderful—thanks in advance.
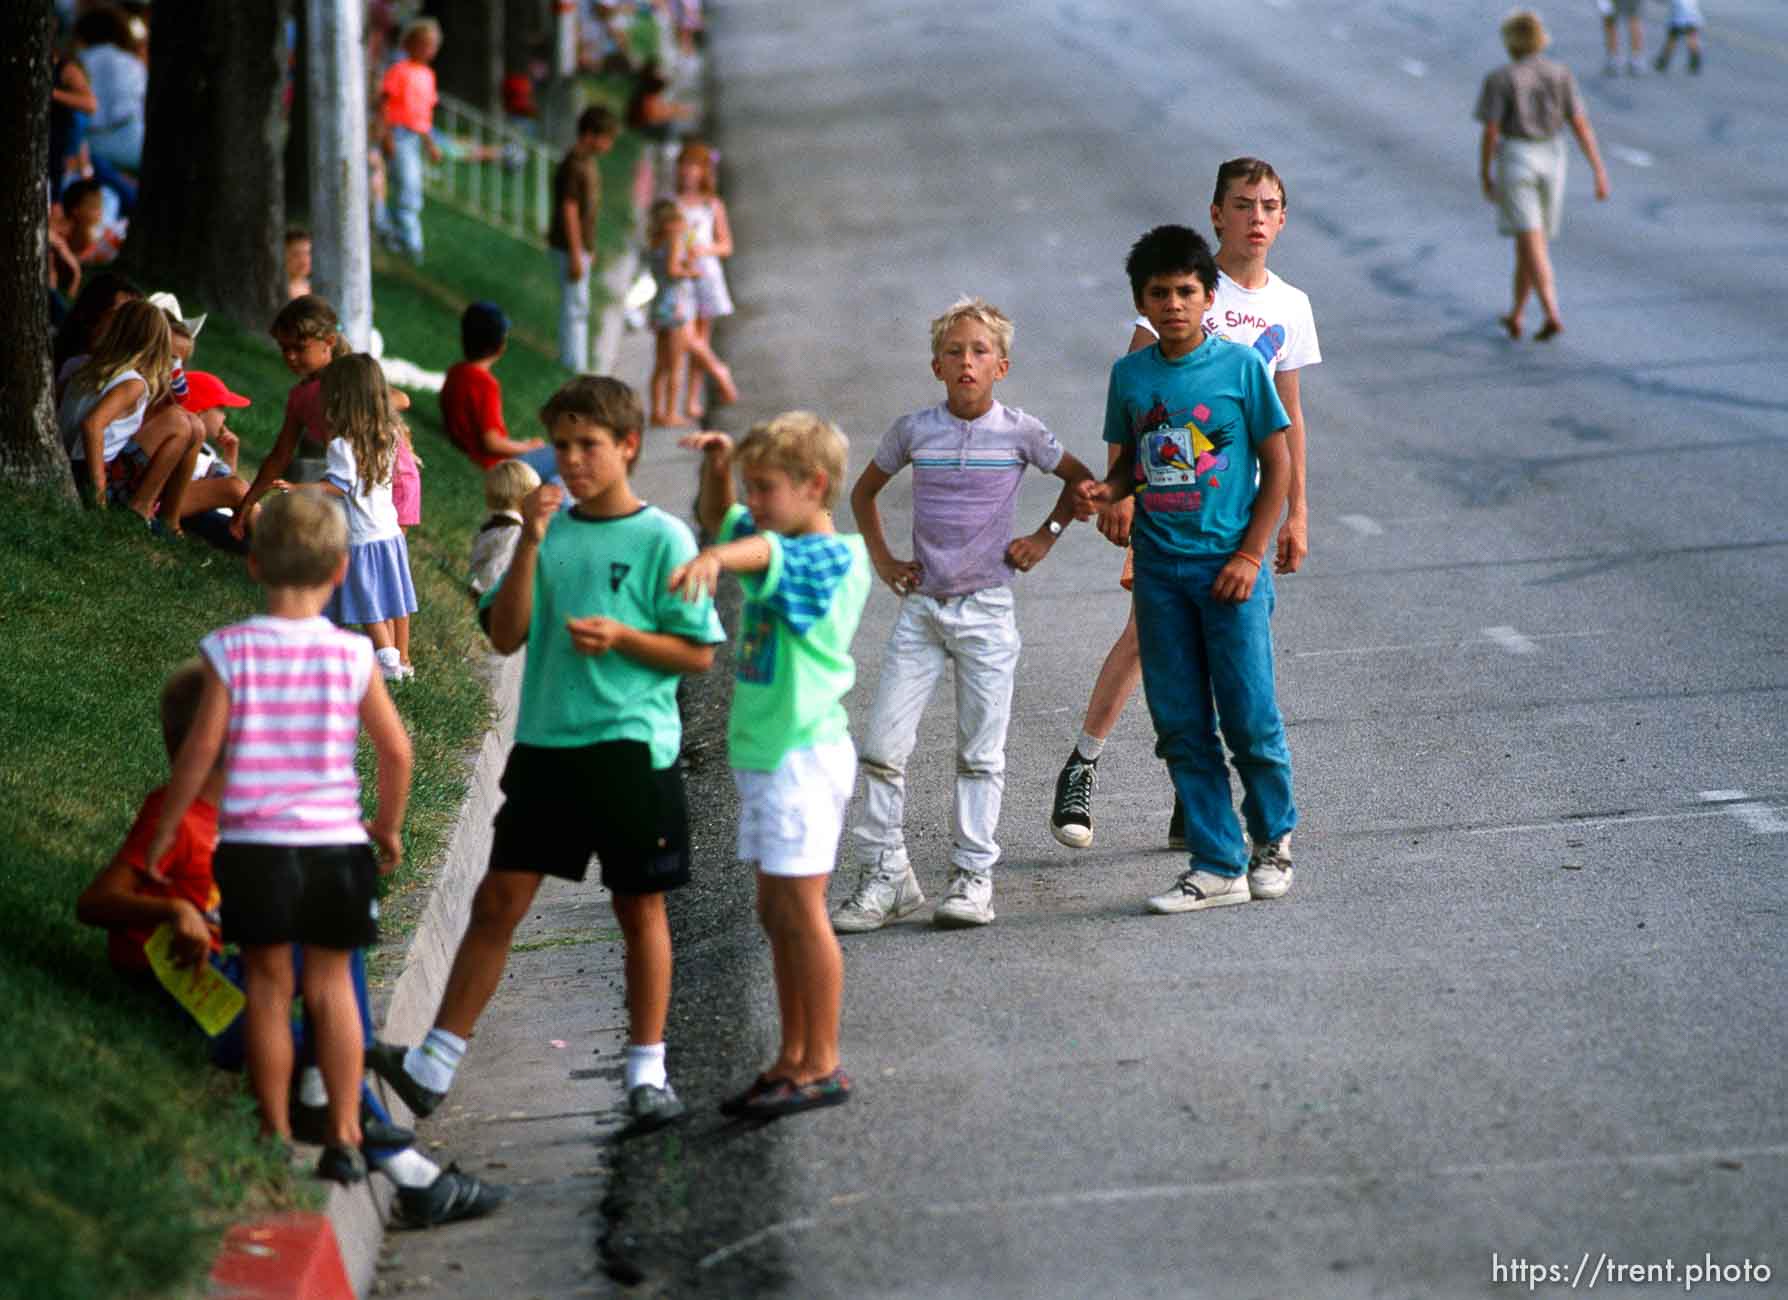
[370,376,725,1130]
[674,414,871,1117]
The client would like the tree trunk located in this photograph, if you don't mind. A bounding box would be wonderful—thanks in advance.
[120,0,289,331]
[308,0,373,351]
[431,0,503,116]
[284,0,311,222]
[0,0,75,497]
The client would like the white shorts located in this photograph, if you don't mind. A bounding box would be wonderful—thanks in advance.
[734,738,856,877]
[1496,135,1567,238]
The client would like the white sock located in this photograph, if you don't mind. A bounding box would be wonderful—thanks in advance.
[1075,732,1106,762]
[376,1146,441,1189]
[297,1066,329,1108]
[404,1028,466,1093]
[376,646,403,675]
[625,1042,667,1092]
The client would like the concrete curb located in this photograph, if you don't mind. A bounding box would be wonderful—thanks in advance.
[327,652,524,1297]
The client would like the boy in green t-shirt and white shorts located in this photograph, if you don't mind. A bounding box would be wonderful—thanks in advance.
[674,414,871,1117]
[370,377,725,1130]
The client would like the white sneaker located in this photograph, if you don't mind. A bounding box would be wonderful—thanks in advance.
[831,859,925,933]
[1247,834,1294,900]
[933,869,994,929]
[1146,868,1250,915]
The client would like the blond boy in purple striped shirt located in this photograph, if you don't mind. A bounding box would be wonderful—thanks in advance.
[836,297,1093,932]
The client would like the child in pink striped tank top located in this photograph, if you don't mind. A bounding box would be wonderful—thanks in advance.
[148,490,413,1182]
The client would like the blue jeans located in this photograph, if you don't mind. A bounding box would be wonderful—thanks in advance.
[378,127,426,260]
[552,248,592,371]
[1132,551,1296,877]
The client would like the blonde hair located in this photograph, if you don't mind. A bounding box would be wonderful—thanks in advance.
[320,353,400,494]
[401,17,442,53]
[647,198,684,247]
[674,141,718,196]
[928,296,1014,360]
[270,294,352,358]
[1501,9,1548,58]
[735,411,849,510]
[70,299,173,405]
[484,458,542,511]
[251,489,348,587]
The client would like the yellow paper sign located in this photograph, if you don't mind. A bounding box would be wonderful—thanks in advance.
[144,924,244,1037]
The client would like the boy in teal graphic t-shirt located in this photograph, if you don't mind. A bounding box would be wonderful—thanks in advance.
[674,413,870,1118]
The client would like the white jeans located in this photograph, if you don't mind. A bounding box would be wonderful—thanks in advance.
[851,587,1020,877]
[553,249,592,371]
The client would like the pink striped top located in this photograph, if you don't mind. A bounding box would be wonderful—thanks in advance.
[200,616,373,845]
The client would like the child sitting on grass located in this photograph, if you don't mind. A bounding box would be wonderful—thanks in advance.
[440,300,551,475]
[232,294,354,539]
[82,660,504,1220]
[146,489,413,1183]
[57,297,202,533]
[674,416,872,1117]
[467,457,541,598]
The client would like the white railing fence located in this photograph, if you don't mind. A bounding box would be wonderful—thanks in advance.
[424,92,557,248]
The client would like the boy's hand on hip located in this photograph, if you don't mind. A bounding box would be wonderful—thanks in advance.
[566,614,624,655]
[668,551,722,602]
[875,555,922,596]
[1211,552,1263,604]
[1005,531,1053,573]
[523,483,563,539]
[1275,513,1308,574]
[368,823,403,874]
[1097,495,1134,546]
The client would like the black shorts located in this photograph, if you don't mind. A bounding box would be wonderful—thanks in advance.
[488,740,691,895]
[214,842,381,950]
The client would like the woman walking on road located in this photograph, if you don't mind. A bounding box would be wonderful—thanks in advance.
[1474,10,1610,341]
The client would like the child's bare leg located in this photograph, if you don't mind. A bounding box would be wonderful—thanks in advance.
[611,891,671,1047]
[299,946,364,1148]
[129,405,201,523]
[679,324,738,406]
[686,318,713,419]
[650,330,682,425]
[241,944,298,1138]
[1082,607,1142,742]
[363,619,395,651]
[784,876,843,1082]
[177,474,248,516]
[1516,229,1561,331]
[434,871,544,1037]
[757,876,808,1078]
[394,614,411,667]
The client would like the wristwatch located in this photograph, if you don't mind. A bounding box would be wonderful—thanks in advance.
[1046,520,1064,537]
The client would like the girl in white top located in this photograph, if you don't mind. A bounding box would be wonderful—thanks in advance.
[56,299,202,529]
[307,354,419,681]
[672,142,736,421]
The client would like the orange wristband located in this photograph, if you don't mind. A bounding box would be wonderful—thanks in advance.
[1232,551,1262,569]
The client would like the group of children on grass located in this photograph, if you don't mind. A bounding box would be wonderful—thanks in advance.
[86,154,1316,1211]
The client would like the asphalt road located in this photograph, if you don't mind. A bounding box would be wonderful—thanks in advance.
[408,1,1788,1295]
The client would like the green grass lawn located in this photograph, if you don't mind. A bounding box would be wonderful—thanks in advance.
[0,108,645,1299]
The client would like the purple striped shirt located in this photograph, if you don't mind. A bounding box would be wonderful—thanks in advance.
[201,616,373,845]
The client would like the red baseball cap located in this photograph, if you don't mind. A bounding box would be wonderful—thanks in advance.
[181,370,252,414]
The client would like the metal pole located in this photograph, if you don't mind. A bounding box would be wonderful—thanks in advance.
[543,0,580,151]
[306,0,373,351]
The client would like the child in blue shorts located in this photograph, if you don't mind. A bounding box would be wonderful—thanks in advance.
[1079,226,1296,916]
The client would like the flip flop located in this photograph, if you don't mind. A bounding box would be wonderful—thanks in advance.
[741,1069,852,1119]
[1535,320,1564,341]
[718,1073,788,1117]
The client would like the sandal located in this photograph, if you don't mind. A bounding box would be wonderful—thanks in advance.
[718,1073,788,1117]
[1498,314,1522,340]
[741,1069,852,1119]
